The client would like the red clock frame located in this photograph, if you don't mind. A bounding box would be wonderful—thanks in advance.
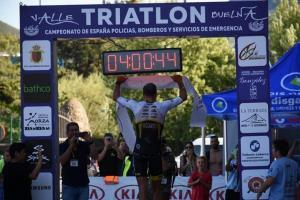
[102,48,182,75]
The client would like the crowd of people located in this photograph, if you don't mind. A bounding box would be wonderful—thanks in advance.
[0,75,299,200]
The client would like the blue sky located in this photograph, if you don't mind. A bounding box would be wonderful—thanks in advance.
[0,0,104,29]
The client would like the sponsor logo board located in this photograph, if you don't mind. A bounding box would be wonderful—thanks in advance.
[23,106,52,137]
[23,73,51,103]
[32,172,53,200]
[22,40,51,70]
[26,140,52,170]
[242,169,269,199]
[241,136,270,167]
[239,102,269,133]
[238,36,267,67]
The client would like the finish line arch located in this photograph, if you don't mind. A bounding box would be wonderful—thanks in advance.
[20,1,271,199]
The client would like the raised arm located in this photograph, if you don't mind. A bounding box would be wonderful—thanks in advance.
[113,76,128,101]
[171,75,187,101]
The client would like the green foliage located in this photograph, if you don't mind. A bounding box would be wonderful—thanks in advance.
[0,34,20,115]
[0,34,19,54]
[269,0,300,64]
[58,69,117,137]
[57,39,106,77]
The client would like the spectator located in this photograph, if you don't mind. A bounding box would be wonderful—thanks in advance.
[3,142,42,200]
[179,141,197,176]
[257,139,299,200]
[287,139,300,200]
[0,148,11,199]
[98,133,122,176]
[225,146,240,200]
[161,145,177,200]
[120,139,134,177]
[87,143,99,177]
[188,156,212,200]
[206,135,223,176]
[59,122,93,200]
[0,149,11,174]
[113,75,187,200]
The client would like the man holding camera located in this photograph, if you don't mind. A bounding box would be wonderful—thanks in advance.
[98,133,122,176]
[59,122,92,200]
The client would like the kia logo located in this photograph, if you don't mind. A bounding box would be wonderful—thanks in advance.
[170,185,191,200]
[89,185,105,200]
[210,186,225,200]
[115,185,139,200]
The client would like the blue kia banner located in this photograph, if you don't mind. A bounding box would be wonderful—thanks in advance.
[20,1,267,39]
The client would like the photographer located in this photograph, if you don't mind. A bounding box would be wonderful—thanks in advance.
[59,122,92,200]
[98,133,122,176]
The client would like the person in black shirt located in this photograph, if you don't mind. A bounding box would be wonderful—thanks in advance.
[98,133,122,176]
[3,142,42,200]
[59,122,92,200]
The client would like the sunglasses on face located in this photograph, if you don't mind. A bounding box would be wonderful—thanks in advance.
[185,146,193,149]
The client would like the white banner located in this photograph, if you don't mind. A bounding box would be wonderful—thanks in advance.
[87,176,225,200]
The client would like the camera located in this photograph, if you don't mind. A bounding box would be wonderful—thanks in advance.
[75,131,88,138]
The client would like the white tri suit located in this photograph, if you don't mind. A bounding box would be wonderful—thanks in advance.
[117,96,183,178]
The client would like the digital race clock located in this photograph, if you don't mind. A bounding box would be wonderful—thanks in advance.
[102,48,182,75]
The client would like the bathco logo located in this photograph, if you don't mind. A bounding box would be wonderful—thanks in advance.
[280,72,300,92]
[212,97,227,113]
[23,74,51,103]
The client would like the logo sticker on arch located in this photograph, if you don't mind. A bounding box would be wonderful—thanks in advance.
[22,40,51,71]
[23,106,52,137]
[280,72,300,91]
[23,73,51,103]
[237,36,267,67]
[241,136,270,167]
[212,97,227,113]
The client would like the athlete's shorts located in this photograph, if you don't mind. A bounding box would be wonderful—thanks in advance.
[133,154,162,180]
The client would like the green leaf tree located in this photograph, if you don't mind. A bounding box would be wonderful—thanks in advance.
[269,0,300,64]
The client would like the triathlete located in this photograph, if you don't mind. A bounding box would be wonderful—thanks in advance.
[113,75,187,200]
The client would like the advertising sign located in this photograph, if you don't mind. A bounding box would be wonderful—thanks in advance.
[26,140,52,170]
[239,102,269,133]
[23,73,51,103]
[238,69,268,101]
[22,40,51,71]
[241,136,270,167]
[32,173,53,200]
[23,106,52,137]
[20,1,268,39]
[241,169,269,200]
[237,36,267,67]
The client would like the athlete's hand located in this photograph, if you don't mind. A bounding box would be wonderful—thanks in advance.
[171,75,182,83]
[116,76,128,85]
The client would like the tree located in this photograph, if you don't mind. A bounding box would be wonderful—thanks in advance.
[58,69,117,137]
[269,0,300,64]
[0,34,20,114]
